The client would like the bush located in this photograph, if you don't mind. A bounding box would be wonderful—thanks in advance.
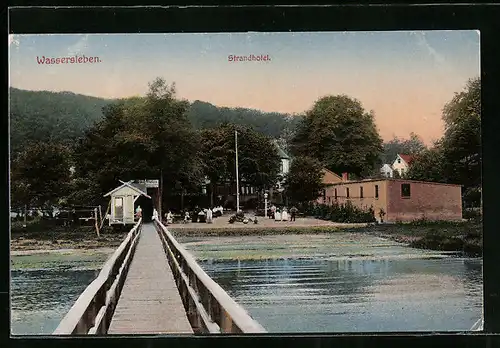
[463,208,482,221]
[302,201,375,223]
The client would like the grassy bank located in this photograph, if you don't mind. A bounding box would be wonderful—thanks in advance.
[170,219,482,256]
[169,225,355,237]
[10,221,127,251]
[364,220,482,256]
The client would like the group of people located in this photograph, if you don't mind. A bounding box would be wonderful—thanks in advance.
[269,205,299,222]
[161,206,224,225]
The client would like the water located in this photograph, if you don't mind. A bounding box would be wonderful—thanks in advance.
[10,251,111,335]
[10,233,483,334]
[200,257,482,332]
[179,233,483,333]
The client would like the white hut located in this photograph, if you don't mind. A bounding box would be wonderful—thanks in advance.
[103,180,151,226]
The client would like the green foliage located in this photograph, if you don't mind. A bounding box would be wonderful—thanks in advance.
[406,77,481,207]
[9,88,113,154]
[187,100,301,139]
[381,132,426,164]
[72,78,203,200]
[11,141,72,208]
[284,156,325,204]
[406,146,447,183]
[291,95,383,177]
[199,123,281,190]
[10,87,297,157]
[302,201,376,223]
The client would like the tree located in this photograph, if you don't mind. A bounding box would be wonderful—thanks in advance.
[406,77,481,207]
[440,77,481,190]
[284,156,325,205]
[382,132,426,164]
[199,123,281,205]
[405,143,447,183]
[291,95,383,177]
[72,78,204,204]
[11,141,72,209]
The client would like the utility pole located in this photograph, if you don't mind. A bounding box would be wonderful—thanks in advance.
[235,130,240,213]
[159,169,163,220]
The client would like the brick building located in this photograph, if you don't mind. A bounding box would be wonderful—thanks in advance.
[318,175,462,222]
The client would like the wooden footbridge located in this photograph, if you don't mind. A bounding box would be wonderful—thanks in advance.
[52,218,266,335]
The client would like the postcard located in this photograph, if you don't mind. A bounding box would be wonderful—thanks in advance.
[9,31,482,335]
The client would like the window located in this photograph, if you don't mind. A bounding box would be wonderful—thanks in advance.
[334,188,338,200]
[375,185,379,199]
[398,158,401,163]
[401,183,411,198]
[360,186,364,199]
[114,197,123,219]
[323,189,326,199]
[346,188,350,198]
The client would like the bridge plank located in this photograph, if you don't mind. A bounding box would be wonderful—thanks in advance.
[108,223,193,334]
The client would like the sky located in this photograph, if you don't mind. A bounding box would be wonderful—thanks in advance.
[9,31,480,144]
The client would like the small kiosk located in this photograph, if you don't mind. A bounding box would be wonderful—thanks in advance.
[104,180,151,227]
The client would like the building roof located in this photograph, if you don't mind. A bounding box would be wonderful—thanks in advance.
[323,168,343,179]
[326,177,462,187]
[398,154,414,165]
[274,140,291,159]
[103,180,152,198]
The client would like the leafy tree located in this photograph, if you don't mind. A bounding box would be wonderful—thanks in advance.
[440,77,481,190]
[10,141,72,209]
[382,132,427,164]
[199,123,281,205]
[291,95,383,177]
[406,143,447,183]
[406,77,481,207]
[72,78,203,204]
[284,156,325,205]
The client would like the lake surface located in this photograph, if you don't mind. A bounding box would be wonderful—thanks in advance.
[179,233,483,332]
[10,233,483,334]
[11,250,111,335]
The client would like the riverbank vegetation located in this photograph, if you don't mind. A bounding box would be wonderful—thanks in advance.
[302,202,377,223]
[11,219,127,251]
[367,219,482,256]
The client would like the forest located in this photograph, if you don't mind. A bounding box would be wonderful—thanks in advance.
[9,76,481,213]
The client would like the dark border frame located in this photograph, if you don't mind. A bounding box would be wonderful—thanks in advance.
[5,4,500,348]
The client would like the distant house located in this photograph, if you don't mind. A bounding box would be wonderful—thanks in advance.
[318,176,462,222]
[276,143,291,178]
[103,180,151,226]
[392,154,414,177]
[380,164,394,178]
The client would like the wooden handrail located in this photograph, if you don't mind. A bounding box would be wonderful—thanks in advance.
[154,218,266,334]
[53,219,142,335]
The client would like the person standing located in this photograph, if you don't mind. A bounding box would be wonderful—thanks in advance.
[290,206,298,222]
[206,207,213,223]
[135,205,142,219]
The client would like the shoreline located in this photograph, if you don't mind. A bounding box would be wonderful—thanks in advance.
[9,219,482,256]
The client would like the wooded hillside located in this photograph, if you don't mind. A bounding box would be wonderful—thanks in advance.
[9,87,299,153]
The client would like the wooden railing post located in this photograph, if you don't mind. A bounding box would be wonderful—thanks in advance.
[53,219,142,335]
[153,218,266,334]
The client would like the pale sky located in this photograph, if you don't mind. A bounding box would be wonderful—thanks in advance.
[9,31,480,144]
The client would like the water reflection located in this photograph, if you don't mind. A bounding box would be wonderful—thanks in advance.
[10,253,107,336]
[201,257,483,333]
